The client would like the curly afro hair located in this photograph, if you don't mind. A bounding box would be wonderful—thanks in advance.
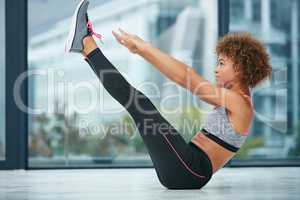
[216,32,272,89]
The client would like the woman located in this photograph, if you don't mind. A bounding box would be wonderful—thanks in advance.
[65,0,272,190]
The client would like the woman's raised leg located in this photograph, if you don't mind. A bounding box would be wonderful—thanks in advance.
[81,36,212,189]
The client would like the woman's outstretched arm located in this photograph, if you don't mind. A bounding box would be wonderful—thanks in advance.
[112,28,246,111]
[112,28,198,89]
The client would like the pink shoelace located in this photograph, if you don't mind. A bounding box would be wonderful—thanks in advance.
[87,21,104,44]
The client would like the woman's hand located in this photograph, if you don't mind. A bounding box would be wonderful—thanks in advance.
[112,28,148,54]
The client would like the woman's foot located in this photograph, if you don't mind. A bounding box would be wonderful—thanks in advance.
[65,0,103,53]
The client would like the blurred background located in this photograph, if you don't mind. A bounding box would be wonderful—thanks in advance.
[0,0,299,168]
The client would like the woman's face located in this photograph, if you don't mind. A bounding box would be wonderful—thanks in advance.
[214,54,240,88]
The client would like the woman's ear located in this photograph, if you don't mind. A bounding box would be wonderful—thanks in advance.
[234,70,241,77]
[233,65,242,78]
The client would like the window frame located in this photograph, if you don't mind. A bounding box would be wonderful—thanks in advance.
[0,0,28,170]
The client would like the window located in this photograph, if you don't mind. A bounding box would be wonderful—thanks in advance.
[229,0,300,160]
[0,0,5,161]
[28,0,219,167]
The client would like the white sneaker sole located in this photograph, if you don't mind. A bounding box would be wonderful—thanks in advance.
[64,0,86,52]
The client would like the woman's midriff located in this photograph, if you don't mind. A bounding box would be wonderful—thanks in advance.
[191,131,236,175]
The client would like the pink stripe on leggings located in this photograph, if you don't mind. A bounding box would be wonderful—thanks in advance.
[162,134,207,179]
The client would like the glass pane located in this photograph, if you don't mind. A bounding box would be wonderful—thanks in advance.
[229,0,300,160]
[0,0,5,161]
[28,0,218,167]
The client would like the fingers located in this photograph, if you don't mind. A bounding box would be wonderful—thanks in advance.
[112,28,139,54]
[112,29,130,44]
[118,28,130,37]
[112,30,125,45]
[114,28,132,39]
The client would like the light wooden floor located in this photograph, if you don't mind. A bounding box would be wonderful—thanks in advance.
[0,167,299,200]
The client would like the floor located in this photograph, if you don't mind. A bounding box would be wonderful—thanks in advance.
[0,167,299,200]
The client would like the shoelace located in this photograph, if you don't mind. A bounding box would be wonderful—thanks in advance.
[87,21,104,44]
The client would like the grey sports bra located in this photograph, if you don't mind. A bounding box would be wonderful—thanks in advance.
[200,94,253,152]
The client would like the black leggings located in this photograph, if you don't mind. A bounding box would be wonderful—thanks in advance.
[85,48,213,190]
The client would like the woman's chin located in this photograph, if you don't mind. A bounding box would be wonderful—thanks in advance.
[216,81,224,87]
